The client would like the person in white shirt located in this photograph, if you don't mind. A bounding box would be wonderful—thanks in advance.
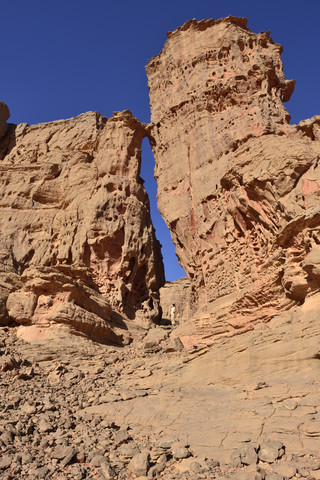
[170,303,176,326]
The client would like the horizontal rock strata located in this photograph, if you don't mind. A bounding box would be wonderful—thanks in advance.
[0,109,164,342]
[146,16,320,340]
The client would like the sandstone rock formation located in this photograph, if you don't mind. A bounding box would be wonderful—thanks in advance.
[147,16,320,342]
[160,277,191,324]
[1,16,320,478]
[0,101,9,139]
[0,110,164,342]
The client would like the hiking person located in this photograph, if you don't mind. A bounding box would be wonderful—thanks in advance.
[170,303,176,326]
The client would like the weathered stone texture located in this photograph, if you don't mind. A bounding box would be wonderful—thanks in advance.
[147,16,320,340]
[159,277,191,324]
[0,110,164,341]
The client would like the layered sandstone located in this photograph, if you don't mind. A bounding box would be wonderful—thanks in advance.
[147,16,320,340]
[0,110,164,342]
[159,277,191,324]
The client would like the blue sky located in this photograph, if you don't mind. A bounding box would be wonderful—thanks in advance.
[1,0,319,281]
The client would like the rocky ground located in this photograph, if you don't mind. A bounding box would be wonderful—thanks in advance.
[1,313,320,480]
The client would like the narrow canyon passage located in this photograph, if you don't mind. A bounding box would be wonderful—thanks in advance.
[140,137,186,282]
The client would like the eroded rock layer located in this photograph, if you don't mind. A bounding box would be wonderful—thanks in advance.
[0,110,164,342]
[147,16,320,339]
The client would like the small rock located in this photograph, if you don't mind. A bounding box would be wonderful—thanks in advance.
[242,445,258,466]
[0,430,13,444]
[117,443,139,458]
[282,399,298,410]
[163,337,184,353]
[0,455,13,470]
[143,341,161,353]
[231,445,258,466]
[157,437,178,449]
[230,464,263,480]
[37,417,54,433]
[21,402,37,414]
[120,390,136,400]
[0,355,21,371]
[138,369,152,378]
[190,461,207,474]
[135,389,148,397]
[272,462,297,478]
[128,451,150,477]
[114,429,130,445]
[91,453,106,467]
[265,473,284,480]
[21,453,33,464]
[37,466,50,478]
[172,443,190,460]
[75,450,86,464]
[99,393,120,403]
[60,448,77,467]
[69,464,86,479]
[144,328,169,344]
[231,450,243,468]
[148,453,167,477]
[100,460,115,479]
[52,445,71,460]
[258,441,285,463]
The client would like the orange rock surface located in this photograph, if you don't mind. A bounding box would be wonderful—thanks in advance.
[147,16,320,341]
[0,110,164,342]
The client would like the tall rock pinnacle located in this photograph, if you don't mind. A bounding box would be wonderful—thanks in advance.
[147,16,320,341]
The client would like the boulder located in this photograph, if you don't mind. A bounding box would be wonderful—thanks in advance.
[258,440,285,463]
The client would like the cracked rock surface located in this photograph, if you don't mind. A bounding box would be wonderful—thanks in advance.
[1,292,319,478]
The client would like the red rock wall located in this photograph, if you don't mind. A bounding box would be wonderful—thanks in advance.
[0,109,164,342]
[147,17,320,339]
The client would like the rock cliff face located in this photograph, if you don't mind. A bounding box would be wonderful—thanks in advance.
[159,277,191,324]
[147,16,320,341]
[0,109,164,342]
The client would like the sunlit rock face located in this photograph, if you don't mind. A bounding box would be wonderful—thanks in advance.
[147,16,320,340]
[0,109,164,342]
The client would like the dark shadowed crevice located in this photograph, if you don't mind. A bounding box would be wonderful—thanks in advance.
[140,137,186,282]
